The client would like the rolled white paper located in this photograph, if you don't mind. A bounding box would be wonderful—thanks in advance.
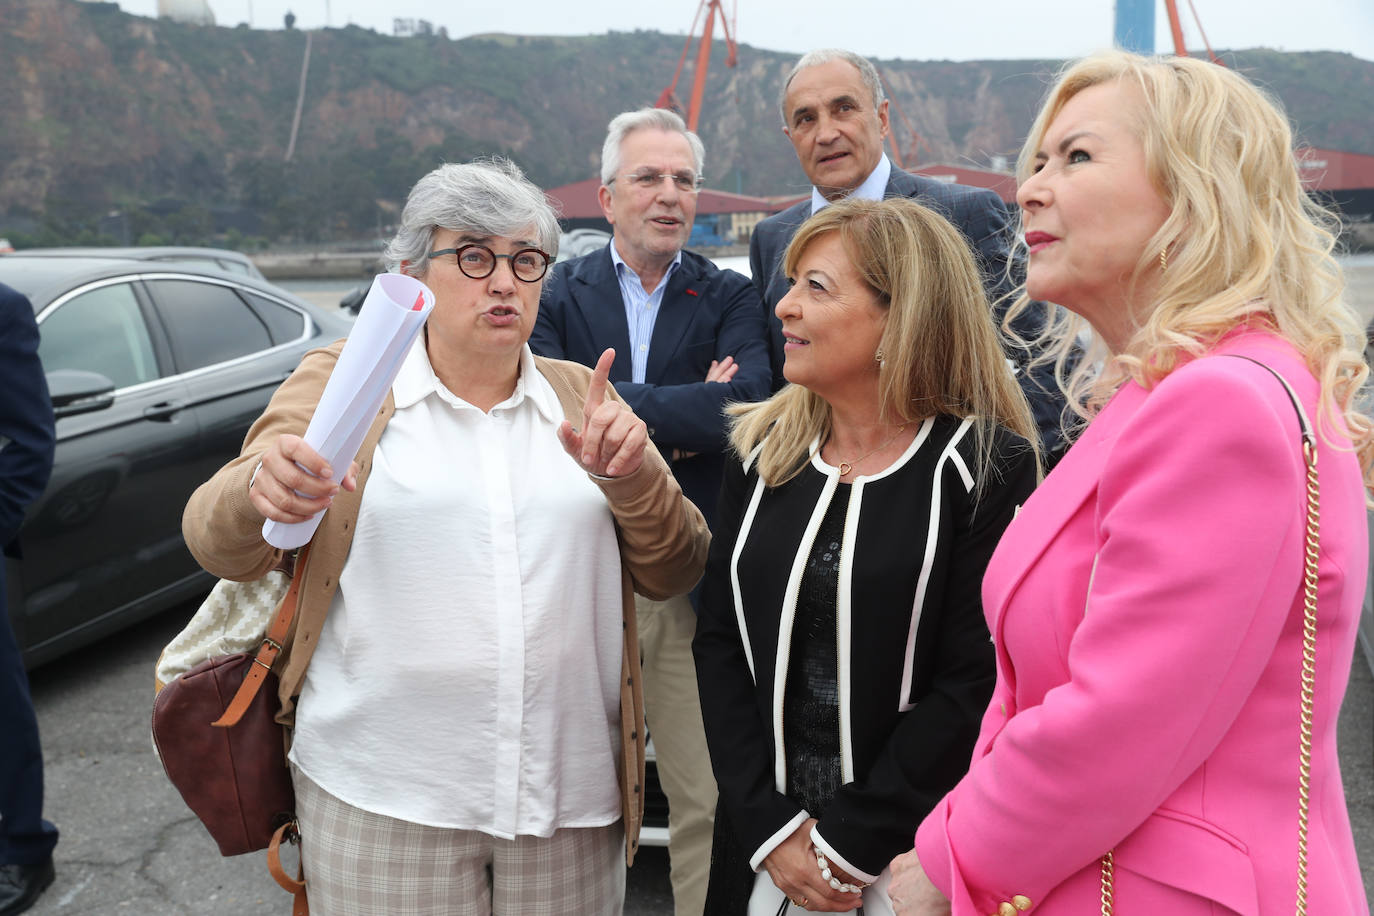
[262,272,434,549]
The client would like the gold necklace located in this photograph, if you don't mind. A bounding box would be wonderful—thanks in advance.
[832,424,907,477]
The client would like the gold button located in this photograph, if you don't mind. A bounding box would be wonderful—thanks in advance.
[999,904,1017,916]
[1012,895,1033,910]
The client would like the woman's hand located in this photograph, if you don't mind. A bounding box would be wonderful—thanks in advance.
[558,348,648,478]
[762,819,862,912]
[888,848,950,916]
[248,434,358,524]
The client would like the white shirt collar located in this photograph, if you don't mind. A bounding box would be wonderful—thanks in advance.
[391,334,559,423]
[810,154,892,215]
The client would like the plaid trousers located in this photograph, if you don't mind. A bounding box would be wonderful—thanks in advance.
[293,766,626,915]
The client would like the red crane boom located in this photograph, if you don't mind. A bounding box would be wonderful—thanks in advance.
[1164,0,1224,65]
[654,0,738,132]
[877,70,932,171]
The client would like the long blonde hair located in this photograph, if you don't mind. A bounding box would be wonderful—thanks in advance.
[731,197,1037,486]
[1005,50,1373,485]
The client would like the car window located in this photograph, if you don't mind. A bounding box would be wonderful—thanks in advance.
[38,282,160,389]
[241,291,306,345]
[146,278,272,372]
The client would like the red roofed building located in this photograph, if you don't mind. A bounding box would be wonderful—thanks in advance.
[543,178,605,227]
[908,163,1018,205]
[912,150,1374,220]
[1297,147,1374,221]
[1297,147,1374,192]
[551,147,1374,248]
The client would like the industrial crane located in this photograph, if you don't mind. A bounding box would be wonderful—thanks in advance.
[877,70,933,171]
[654,0,738,132]
[1164,0,1224,64]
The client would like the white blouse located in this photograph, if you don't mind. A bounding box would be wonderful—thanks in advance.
[289,339,625,839]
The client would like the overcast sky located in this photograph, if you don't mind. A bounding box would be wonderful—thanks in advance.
[116,0,1374,63]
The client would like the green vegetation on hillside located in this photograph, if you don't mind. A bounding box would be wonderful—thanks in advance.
[1,0,1370,247]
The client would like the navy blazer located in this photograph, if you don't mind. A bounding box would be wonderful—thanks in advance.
[532,245,771,528]
[0,283,55,553]
[748,169,1067,452]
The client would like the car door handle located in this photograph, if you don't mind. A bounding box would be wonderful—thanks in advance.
[142,400,186,421]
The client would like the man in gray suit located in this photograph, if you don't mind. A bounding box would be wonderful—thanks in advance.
[750,49,1066,452]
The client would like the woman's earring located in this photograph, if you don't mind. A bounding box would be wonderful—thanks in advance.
[1159,246,1168,272]
[874,347,885,364]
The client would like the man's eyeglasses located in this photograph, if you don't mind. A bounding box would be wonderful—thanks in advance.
[427,243,552,283]
[610,171,703,193]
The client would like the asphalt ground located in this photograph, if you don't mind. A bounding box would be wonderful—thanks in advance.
[20,599,1373,914]
[19,255,1374,914]
[24,602,674,914]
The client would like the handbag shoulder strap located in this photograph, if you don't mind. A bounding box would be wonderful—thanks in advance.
[211,542,312,728]
[1102,355,1322,916]
[1222,354,1316,451]
[1222,353,1320,916]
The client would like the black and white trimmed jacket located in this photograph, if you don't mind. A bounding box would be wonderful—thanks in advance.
[693,415,1038,883]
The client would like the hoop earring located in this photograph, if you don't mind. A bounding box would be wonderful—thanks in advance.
[1159,246,1169,272]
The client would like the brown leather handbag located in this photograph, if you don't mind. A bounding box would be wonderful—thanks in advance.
[153,648,296,855]
[151,545,311,872]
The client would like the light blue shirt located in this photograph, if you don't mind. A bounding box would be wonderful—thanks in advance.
[609,242,682,384]
[810,154,892,215]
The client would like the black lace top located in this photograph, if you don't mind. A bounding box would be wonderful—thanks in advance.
[782,484,849,816]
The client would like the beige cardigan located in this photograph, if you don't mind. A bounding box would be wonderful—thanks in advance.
[182,340,710,864]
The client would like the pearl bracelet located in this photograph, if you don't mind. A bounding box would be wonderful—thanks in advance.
[813,849,865,894]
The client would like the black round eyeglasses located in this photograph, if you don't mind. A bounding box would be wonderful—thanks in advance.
[426,243,552,283]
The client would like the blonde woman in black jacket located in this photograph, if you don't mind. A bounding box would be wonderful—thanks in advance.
[693,197,1039,915]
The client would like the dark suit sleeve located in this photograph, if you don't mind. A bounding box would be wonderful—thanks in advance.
[749,218,793,392]
[748,229,771,308]
[0,286,56,547]
[954,189,1018,300]
[530,269,570,360]
[814,432,1038,876]
[945,188,1067,455]
[611,271,771,454]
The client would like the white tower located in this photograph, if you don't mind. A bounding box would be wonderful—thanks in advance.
[157,0,216,26]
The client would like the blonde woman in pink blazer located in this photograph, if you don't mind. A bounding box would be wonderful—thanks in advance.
[887,51,1373,916]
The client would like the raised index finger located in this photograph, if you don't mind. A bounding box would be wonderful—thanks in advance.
[584,347,615,423]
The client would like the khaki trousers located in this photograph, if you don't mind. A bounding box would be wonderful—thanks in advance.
[292,766,626,916]
[638,592,718,916]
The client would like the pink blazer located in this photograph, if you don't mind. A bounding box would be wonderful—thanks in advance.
[914,330,1369,915]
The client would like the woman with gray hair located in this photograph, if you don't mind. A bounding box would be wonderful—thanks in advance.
[183,158,709,914]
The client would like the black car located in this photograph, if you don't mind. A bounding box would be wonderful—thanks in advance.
[2,254,352,668]
[16,246,269,281]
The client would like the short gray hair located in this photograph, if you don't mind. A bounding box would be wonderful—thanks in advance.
[384,158,560,276]
[779,49,886,127]
[599,108,706,187]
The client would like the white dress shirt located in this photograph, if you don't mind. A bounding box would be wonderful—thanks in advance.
[290,338,625,839]
[610,241,682,383]
[810,154,893,214]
